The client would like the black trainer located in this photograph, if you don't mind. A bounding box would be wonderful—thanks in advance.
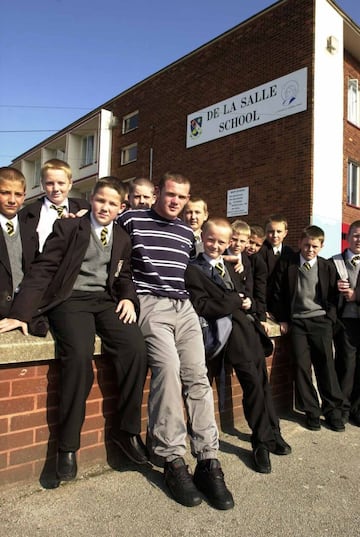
[194,459,234,510]
[164,457,202,507]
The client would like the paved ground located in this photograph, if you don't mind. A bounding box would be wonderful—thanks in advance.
[1,412,359,537]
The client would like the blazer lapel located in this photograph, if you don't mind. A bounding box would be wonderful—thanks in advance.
[0,229,11,274]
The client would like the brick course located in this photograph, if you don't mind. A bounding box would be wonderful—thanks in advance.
[0,338,293,486]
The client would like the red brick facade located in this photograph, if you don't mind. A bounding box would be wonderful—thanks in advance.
[107,0,316,249]
[0,339,292,486]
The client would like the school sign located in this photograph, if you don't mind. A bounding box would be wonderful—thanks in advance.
[186,67,307,148]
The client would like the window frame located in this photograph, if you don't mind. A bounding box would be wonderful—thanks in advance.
[122,111,139,134]
[121,143,138,165]
[347,160,360,207]
[348,79,360,127]
[80,134,96,167]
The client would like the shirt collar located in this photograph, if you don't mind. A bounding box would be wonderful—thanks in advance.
[90,213,114,236]
[300,254,316,268]
[203,253,224,267]
[0,213,18,232]
[44,196,69,211]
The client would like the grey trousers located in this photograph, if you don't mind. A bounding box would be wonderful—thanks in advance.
[138,295,219,463]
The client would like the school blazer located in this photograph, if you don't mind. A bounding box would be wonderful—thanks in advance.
[19,196,90,254]
[269,252,337,324]
[330,249,360,316]
[9,214,139,324]
[185,254,273,360]
[0,222,37,318]
[259,240,294,276]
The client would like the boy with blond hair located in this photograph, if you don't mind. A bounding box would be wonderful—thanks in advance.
[19,158,89,253]
[128,177,156,209]
[185,217,291,475]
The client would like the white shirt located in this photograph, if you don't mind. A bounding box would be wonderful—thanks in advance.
[90,213,114,243]
[37,197,69,252]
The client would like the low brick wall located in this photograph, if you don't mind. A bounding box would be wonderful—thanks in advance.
[0,331,293,486]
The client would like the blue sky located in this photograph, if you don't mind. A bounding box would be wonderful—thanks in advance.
[0,0,359,166]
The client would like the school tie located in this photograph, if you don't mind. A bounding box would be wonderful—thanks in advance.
[50,204,66,218]
[215,261,225,278]
[275,250,281,257]
[303,262,311,271]
[351,255,360,267]
[100,227,108,246]
[6,221,15,236]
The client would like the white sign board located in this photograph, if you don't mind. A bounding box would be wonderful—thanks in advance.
[227,187,249,217]
[186,67,307,148]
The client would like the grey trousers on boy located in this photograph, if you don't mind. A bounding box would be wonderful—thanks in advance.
[138,295,219,464]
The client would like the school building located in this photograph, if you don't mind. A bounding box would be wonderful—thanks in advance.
[1,0,360,485]
[11,0,360,256]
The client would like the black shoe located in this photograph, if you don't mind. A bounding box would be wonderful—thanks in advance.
[325,415,345,432]
[194,459,234,510]
[306,415,321,431]
[56,450,77,481]
[253,446,271,474]
[164,457,202,507]
[350,413,360,427]
[111,431,149,464]
[270,434,292,456]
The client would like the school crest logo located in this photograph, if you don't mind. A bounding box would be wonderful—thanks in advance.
[189,116,202,138]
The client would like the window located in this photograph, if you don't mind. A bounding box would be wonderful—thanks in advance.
[122,111,138,134]
[81,134,95,167]
[32,159,41,188]
[348,79,360,127]
[347,161,360,206]
[121,143,137,165]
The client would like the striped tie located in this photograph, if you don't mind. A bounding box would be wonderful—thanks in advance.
[215,261,225,278]
[303,262,311,271]
[6,221,15,236]
[100,227,108,246]
[50,204,66,218]
[351,255,360,267]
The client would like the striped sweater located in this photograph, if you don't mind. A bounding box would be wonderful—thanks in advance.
[118,208,194,299]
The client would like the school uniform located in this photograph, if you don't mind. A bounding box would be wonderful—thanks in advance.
[19,196,90,253]
[270,252,344,421]
[247,252,268,322]
[331,250,360,422]
[9,213,147,452]
[0,214,47,335]
[259,240,293,306]
[185,253,281,451]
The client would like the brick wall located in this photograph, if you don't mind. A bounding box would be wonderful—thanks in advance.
[0,338,293,486]
[108,0,315,249]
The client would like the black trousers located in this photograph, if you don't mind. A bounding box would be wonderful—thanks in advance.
[48,291,148,452]
[224,317,279,450]
[290,316,344,418]
[334,318,360,418]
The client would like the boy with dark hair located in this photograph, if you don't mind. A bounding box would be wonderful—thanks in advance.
[331,220,360,425]
[0,176,148,481]
[19,158,90,253]
[269,225,345,432]
[185,217,291,475]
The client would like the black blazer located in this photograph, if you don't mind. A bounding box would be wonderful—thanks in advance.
[269,252,337,325]
[19,196,90,255]
[248,253,268,321]
[9,214,139,325]
[330,249,360,317]
[185,254,273,363]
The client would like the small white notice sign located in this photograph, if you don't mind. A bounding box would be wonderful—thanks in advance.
[227,187,249,217]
